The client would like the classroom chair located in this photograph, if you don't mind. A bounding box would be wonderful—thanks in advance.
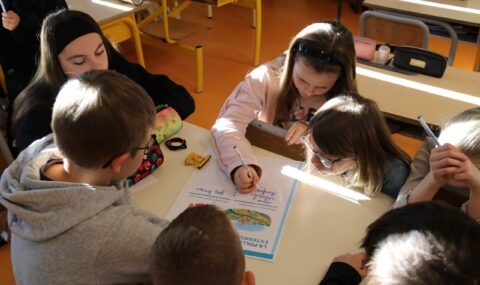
[359,10,457,65]
[137,0,205,93]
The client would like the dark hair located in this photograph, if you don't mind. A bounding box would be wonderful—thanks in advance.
[12,9,114,138]
[362,202,480,285]
[274,20,357,126]
[150,205,245,285]
[306,92,411,195]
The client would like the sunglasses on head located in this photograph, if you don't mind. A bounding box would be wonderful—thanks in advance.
[294,43,342,66]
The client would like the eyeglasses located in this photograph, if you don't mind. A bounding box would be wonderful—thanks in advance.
[101,135,156,169]
[301,136,342,169]
[294,43,342,65]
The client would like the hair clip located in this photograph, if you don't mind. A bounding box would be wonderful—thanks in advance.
[165,137,187,151]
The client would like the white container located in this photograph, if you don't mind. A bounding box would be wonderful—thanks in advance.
[378,45,390,63]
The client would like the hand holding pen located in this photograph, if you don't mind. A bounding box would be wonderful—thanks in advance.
[233,145,259,194]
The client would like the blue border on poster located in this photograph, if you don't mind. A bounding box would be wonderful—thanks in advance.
[243,162,302,261]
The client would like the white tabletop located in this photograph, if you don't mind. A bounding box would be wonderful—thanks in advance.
[357,62,480,127]
[363,0,480,26]
[66,0,150,24]
[132,122,393,285]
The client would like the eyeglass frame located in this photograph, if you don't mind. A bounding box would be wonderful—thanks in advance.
[301,135,342,169]
[101,135,156,169]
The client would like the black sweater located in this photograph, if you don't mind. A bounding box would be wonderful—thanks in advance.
[319,262,362,285]
[0,0,68,100]
[14,49,195,154]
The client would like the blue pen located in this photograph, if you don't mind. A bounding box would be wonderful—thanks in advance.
[417,116,441,147]
[233,145,253,179]
[0,0,6,13]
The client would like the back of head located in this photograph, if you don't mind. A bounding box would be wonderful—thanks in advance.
[308,92,410,195]
[150,205,245,285]
[52,70,155,169]
[439,107,480,165]
[274,20,357,125]
[13,9,111,135]
[363,202,480,285]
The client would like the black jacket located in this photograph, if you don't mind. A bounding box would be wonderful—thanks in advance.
[0,0,68,100]
[319,262,362,285]
[14,50,195,154]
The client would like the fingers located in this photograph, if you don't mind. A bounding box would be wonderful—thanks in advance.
[2,11,20,31]
[234,166,260,194]
[285,122,308,145]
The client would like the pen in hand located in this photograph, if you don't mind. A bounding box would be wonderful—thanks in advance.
[233,145,253,179]
[417,115,441,147]
[0,0,6,13]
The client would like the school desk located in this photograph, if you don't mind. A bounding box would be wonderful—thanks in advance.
[66,0,151,67]
[363,0,480,70]
[131,122,393,285]
[357,62,480,127]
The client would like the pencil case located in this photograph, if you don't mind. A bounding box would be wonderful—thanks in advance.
[354,36,376,61]
[393,46,447,78]
[127,134,164,187]
[152,105,183,143]
[126,106,183,187]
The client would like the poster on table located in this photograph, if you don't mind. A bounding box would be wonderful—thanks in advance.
[166,155,301,261]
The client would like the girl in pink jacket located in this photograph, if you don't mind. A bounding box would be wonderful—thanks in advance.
[212,21,357,193]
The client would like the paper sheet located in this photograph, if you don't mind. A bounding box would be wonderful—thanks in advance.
[166,155,301,261]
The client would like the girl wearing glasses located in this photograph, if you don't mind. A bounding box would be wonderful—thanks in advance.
[304,93,411,198]
[212,21,357,193]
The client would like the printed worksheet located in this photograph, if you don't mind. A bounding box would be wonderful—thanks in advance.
[166,155,301,261]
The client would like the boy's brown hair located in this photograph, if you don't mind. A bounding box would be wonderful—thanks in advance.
[150,205,245,285]
[52,70,156,168]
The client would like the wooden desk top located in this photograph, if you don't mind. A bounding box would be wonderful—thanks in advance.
[357,62,480,127]
[132,122,392,284]
[364,0,480,26]
[66,0,150,24]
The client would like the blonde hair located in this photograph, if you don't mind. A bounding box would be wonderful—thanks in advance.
[439,107,480,166]
[52,70,155,169]
[306,93,411,196]
[274,21,357,126]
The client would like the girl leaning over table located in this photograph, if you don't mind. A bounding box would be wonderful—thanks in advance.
[212,20,357,193]
[303,92,411,198]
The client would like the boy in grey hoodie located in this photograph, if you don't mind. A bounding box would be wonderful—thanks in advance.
[0,70,169,284]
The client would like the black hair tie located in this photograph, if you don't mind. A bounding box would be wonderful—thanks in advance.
[165,137,187,151]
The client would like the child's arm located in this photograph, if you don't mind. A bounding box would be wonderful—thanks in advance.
[211,63,272,182]
[408,144,465,203]
[319,252,365,285]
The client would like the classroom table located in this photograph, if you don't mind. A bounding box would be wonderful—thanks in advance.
[357,62,480,127]
[132,122,393,285]
[66,0,151,67]
[363,0,480,70]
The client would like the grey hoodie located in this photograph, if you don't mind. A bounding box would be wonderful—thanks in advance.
[0,135,169,284]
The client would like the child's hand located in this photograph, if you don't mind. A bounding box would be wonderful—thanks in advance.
[429,144,467,187]
[233,166,259,194]
[450,156,480,193]
[2,11,20,31]
[285,122,308,146]
[332,252,366,278]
